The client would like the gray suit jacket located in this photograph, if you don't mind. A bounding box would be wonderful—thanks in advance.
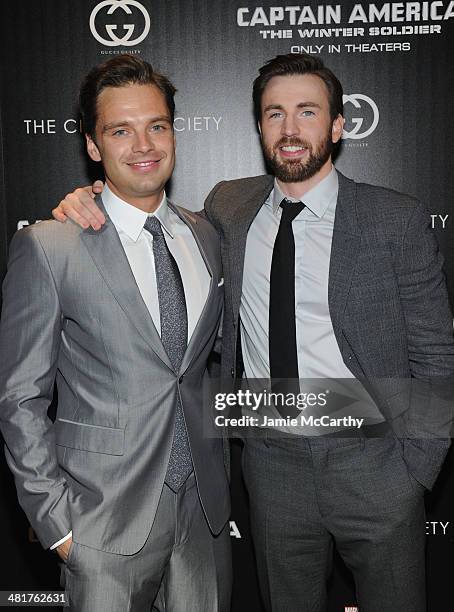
[0,198,230,554]
[204,170,454,489]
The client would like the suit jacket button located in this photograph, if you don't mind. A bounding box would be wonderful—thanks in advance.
[179,375,184,384]
[348,355,353,360]
[231,368,235,377]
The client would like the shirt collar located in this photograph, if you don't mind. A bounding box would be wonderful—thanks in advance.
[271,165,338,219]
[102,185,174,241]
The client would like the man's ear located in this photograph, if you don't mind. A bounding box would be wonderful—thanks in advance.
[331,114,344,144]
[86,134,101,162]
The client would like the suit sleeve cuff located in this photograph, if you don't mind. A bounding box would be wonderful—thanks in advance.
[50,531,72,550]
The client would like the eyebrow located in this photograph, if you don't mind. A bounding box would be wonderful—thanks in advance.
[102,115,172,132]
[263,102,322,113]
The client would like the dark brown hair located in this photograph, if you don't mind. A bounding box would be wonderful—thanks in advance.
[253,53,343,123]
[79,54,176,138]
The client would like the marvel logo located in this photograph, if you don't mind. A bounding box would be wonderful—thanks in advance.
[345,607,358,612]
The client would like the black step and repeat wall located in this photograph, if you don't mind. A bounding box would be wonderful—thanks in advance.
[1,1,454,610]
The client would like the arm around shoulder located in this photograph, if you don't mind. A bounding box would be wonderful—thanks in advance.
[203,181,226,225]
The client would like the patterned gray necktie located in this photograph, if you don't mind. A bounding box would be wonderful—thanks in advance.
[144,216,193,491]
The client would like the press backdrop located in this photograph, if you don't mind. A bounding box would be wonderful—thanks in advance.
[1,1,454,610]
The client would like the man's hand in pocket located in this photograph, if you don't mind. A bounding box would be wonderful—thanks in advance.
[56,536,73,563]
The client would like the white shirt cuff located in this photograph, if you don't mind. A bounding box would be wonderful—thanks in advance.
[50,531,72,550]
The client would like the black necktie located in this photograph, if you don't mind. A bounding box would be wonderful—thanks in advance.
[144,216,193,491]
[269,199,306,385]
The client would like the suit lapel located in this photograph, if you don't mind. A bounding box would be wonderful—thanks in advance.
[80,197,173,370]
[225,171,360,340]
[168,202,221,374]
[328,171,362,334]
[229,176,274,322]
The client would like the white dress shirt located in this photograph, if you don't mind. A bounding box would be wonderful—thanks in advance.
[102,185,210,340]
[51,186,210,550]
[240,166,383,432]
[241,166,354,379]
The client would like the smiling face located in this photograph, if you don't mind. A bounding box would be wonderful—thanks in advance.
[259,73,344,194]
[86,83,175,212]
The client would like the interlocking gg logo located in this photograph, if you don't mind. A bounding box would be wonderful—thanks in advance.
[342,94,379,140]
[90,0,150,47]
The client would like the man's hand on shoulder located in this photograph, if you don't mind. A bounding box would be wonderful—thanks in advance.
[56,536,73,563]
[52,180,106,230]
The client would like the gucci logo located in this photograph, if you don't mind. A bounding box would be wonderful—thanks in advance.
[89,0,150,47]
[342,94,380,140]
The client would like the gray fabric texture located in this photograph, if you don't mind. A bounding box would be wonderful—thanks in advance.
[204,170,454,490]
[144,216,192,491]
[0,196,230,555]
[62,474,232,611]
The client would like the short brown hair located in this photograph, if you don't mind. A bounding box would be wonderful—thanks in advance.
[79,54,176,138]
[253,53,343,123]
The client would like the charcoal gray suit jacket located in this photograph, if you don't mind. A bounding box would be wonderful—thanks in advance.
[0,198,230,553]
[204,170,454,489]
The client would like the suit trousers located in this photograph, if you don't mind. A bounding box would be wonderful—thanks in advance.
[242,435,426,612]
[62,474,232,612]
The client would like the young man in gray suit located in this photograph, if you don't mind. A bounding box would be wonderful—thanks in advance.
[54,54,454,611]
[0,56,231,611]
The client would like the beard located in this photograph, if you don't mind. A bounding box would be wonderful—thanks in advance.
[263,130,333,183]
